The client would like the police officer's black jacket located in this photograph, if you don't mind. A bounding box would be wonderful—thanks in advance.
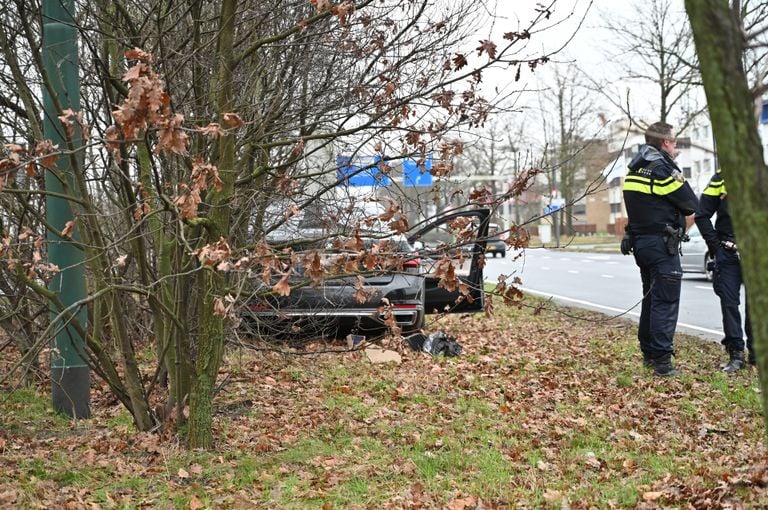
[694,171,734,254]
[623,144,698,235]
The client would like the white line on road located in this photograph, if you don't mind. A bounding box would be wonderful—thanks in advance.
[518,286,724,337]
[600,274,614,278]
[695,286,712,290]
[568,270,579,274]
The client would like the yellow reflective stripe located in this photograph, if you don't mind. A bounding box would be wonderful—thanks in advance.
[652,178,684,195]
[623,174,652,194]
[703,180,726,196]
[622,174,683,195]
[623,181,652,193]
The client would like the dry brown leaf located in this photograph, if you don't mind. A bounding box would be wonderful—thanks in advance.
[189,494,203,510]
[125,47,152,62]
[272,275,291,297]
[213,297,227,317]
[198,122,224,138]
[476,39,497,59]
[446,495,477,510]
[61,220,75,238]
[543,489,564,504]
[642,491,663,501]
[222,112,243,127]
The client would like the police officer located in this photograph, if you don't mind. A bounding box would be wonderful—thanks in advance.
[694,170,754,372]
[621,122,698,376]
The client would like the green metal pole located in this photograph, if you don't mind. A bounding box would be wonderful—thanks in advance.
[42,0,90,418]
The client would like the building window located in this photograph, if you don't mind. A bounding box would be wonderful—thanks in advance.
[676,137,691,149]
[572,203,586,215]
[682,167,692,178]
[623,148,633,159]
[610,203,622,213]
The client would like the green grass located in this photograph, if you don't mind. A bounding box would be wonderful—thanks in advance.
[706,372,762,409]
[1,297,767,508]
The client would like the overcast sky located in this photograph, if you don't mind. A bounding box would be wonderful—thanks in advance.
[476,0,694,128]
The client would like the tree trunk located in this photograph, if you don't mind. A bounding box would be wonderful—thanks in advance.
[685,0,768,426]
[187,0,237,449]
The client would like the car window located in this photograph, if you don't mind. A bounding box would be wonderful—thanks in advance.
[417,220,478,276]
[418,224,454,251]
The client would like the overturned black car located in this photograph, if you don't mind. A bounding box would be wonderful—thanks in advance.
[242,207,490,337]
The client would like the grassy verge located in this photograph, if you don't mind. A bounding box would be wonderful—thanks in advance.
[1,297,766,508]
[527,234,620,252]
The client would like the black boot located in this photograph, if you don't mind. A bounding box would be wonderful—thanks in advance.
[643,354,654,368]
[723,349,745,373]
[651,353,679,377]
[748,349,756,366]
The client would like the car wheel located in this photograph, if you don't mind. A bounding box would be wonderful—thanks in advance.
[705,254,714,282]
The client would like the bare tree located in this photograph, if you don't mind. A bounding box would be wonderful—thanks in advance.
[0,0,580,447]
[537,64,596,235]
[593,0,704,132]
[459,118,537,223]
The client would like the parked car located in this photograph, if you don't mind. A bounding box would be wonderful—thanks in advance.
[485,223,506,258]
[680,223,713,281]
[244,209,490,336]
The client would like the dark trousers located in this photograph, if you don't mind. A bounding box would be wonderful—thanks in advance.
[712,247,753,352]
[633,235,683,358]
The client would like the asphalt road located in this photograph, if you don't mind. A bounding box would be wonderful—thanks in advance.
[483,248,740,342]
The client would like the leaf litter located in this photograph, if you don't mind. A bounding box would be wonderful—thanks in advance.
[1,301,767,508]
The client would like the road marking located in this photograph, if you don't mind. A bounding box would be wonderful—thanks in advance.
[541,266,551,270]
[568,270,579,274]
[600,274,614,278]
[517,286,724,337]
[695,285,712,290]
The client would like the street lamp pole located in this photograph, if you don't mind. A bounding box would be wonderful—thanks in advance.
[42,0,90,418]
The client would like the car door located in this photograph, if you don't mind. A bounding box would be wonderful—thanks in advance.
[681,223,713,281]
[408,208,489,314]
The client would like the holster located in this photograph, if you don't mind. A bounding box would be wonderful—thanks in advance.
[663,225,686,256]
